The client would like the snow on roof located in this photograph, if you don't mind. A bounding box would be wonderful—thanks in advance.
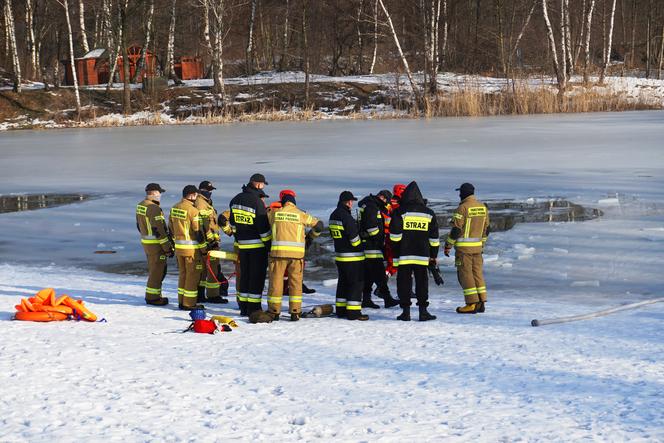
[81,48,106,59]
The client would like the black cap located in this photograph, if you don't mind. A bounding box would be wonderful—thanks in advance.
[339,191,358,202]
[182,185,198,197]
[249,173,268,185]
[377,189,392,200]
[455,183,475,193]
[145,183,166,193]
[199,180,216,191]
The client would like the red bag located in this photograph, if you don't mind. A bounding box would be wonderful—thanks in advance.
[193,319,218,334]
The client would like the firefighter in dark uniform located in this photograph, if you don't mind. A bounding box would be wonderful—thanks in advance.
[229,173,272,316]
[444,183,490,314]
[136,183,173,306]
[389,181,439,321]
[358,191,400,309]
[329,191,368,321]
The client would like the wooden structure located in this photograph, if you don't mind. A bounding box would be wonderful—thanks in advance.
[174,56,204,80]
[63,46,157,86]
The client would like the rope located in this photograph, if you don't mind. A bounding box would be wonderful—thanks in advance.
[531,297,664,327]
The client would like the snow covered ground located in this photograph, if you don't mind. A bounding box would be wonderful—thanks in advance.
[0,112,663,441]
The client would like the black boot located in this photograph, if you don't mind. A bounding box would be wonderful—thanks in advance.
[238,298,248,317]
[336,307,347,319]
[179,303,205,310]
[477,301,486,313]
[347,310,369,321]
[374,285,391,300]
[207,296,229,304]
[384,295,400,309]
[246,302,262,316]
[290,313,300,322]
[397,307,411,321]
[302,283,316,294]
[197,286,207,303]
[418,305,437,321]
[362,293,380,309]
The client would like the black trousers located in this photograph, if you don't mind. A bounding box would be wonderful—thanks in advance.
[336,261,364,310]
[239,247,268,308]
[396,264,429,307]
[363,258,388,298]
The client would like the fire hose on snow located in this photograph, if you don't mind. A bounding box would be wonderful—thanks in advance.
[531,297,664,327]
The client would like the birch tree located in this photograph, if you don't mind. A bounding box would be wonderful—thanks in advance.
[165,0,182,84]
[599,0,617,84]
[246,0,257,74]
[377,0,421,101]
[369,0,378,73]
[131,0,154,83]
[421,0,442,94]
[25,0,37,79]
[279,0,289,70]
[582,0,596,84]
[542,0,566,93]
[57,0,81,118]
[3,0,21,92]
[208,0,226,96]
[78,0,89,53]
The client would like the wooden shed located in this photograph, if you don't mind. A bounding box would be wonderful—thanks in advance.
[63,46,157,86]
[174,56,204,80]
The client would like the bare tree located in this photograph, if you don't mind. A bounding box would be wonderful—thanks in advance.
[78,0,90,53]
[3,0,21,92]
[599,0,617,83]
[57,0,81,117]
[377,0,420,100]
[508,0,537,78]
[302,0,310,105]
[582,0,596,84]
[131,0,155,83]
[25,0,38,79]
[370,0,379,73]
[165,0,182,84]
[542,0,566,92]
[208,0,226,96]
[658,24,664,79]
[246,0,257,74]
[422,0,442,94]
[280,0,289,70]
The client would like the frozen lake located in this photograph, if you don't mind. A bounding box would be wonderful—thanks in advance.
[1,112,663,441]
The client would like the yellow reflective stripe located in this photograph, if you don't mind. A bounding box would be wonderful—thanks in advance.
[207,282,221,289]
[170,208,187,220]
[233,209,256,218]
[390,233,402,242]
[154,215,165,221]
[429,239,441,247]
[456,242,483,247]
[446,237,456,245]
[336,301,347,307]
[335,256,365,262]
[365,253,384,259]
[464,217,472,239]
[271,245,305,253]
[289,296,303,303]
[174,243,206,249]
[237,243,265,249]
[246,295,262,303]
[398,259,429,266]
[183,290,198,298]
[452,212,463,220]
[346,305,361,311]
[267,296,282,303]
[329,224,344,230]
[477,286,487,293]
[351,239,361,247]
[159,237,170,244]
[463,288,478,295]
[146,287,161,295]
[136,205,148,215]
[237,294,249,302]
[141,239,161,244]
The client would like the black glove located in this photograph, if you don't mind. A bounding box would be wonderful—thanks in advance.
[166,249,175,258]
[218,213,228,226]
[305,235,313,249]
[208,240,220,250]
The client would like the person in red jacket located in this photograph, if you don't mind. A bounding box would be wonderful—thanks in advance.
[384,183,406,277]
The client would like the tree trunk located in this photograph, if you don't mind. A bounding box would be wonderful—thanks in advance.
[563,0,573,75]
[356,0,364,73]
[61,0,81,117]
[559,0,568,82]
[508,0,537,74]
[165,0,182,84]
[582,0,596,84]
[378,0,421,101]
[658,25,664,80]
[131,0,154,83]
[280,0,289,70]
[210,0,225,97]
[302,0,310,106]
[4,0,21,92]
[496,0,507,77]
[119,0,131,114]
[246,0,257,74]
[542,0,565,93]
[599,0,617,83]
[645,0,652,78]
[25,0,37,79]
[370,0,378,73]
[439,0,448,71]
[78,0,90,53]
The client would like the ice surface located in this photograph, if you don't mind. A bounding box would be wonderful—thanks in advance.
[0,111,663,440]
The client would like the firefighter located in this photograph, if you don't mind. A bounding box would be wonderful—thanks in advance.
[389,181,439,321]
[329,191,368,321]
[218,209,239,305]
[267,191,323,321]
[359,191,399,309]
[195,180,228,304]
[444,183,490,314]
[229,173,272,316]
[136,183,173,306]
[384,183,406,278]
[169,185,207,310]
[269,190,317,296]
